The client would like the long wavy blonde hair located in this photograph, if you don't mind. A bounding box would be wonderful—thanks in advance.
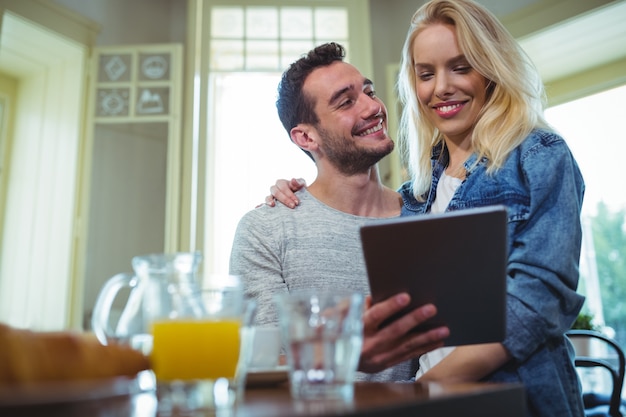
[397,0,550,200]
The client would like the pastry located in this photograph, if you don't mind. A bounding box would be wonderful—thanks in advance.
[0,323,150,384]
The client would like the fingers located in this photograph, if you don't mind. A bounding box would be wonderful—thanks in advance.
[362,293,413,332]
[358,294,449,373]
[377,302,439,337]
[263,178,307,208]
[289,178,307,190]
[269,178,304,208]
[261,194,276,207]
[365,326,449,371]
[270,184,297,208]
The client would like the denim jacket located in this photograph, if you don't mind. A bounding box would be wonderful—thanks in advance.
[400,129,586,417]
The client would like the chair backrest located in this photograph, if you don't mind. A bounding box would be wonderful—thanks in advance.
[567,329,625,417]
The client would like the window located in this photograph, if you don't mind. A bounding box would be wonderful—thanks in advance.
[195,1,371,276]
[545,84,626,395]
[209,6,350,71]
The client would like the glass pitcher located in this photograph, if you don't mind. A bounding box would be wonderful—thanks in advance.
[91,252,204,355]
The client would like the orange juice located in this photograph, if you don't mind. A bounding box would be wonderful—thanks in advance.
[151,319,241,381]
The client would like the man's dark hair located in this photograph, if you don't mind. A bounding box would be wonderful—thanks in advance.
[276,42,346,160]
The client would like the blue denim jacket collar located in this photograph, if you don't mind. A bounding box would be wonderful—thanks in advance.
[401,142,485,214]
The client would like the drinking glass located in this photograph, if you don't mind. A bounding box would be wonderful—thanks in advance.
[248,326,282,369]
[274,290,364,401]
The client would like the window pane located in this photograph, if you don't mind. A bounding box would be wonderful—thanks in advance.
[246,7,278,39]
[211,7,244,38]
[246,40,279,70]
[210,40,244,70]
[281,40,314,68]
[281,7,312,39]
[546,86,626,216]
[314,8,348,39]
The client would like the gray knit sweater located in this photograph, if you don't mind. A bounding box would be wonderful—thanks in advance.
[229,188,418,382]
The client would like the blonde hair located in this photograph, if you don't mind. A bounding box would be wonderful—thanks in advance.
[397,0,550,200]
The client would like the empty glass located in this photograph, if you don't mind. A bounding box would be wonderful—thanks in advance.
[274,290,364,402]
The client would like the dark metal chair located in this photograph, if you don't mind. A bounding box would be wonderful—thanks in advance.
[567,330,625,417]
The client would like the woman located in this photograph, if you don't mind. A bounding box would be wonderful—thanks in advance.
[267,1,585,415]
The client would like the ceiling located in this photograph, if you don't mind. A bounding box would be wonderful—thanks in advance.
[517,0,626,83]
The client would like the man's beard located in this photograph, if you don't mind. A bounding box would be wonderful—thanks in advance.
[317,126,394,176]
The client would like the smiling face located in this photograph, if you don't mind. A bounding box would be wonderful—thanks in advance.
[297,61,394,175]
[412,23,489,146]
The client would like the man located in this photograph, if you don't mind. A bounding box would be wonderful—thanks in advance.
[229,43,448,381]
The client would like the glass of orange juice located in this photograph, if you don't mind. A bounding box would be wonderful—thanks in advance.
[150,274,255,415]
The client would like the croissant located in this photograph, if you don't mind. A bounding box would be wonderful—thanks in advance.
[0,323,150,384]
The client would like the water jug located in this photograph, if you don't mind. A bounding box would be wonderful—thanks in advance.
[91,252,203,354]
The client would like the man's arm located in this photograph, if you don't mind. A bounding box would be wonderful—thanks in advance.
[229,209,288,326]
[416,343,510,383]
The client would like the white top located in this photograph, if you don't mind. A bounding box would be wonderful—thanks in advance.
[415,171,461,379]
[431,171,462,214]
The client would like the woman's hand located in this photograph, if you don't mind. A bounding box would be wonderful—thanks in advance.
[264,178,307,208]
[358,294,450,374]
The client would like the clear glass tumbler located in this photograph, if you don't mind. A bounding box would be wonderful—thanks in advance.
[274,290,364,402]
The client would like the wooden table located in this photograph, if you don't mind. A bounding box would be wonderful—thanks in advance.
[0,379,526,417]
[239,381,525,417]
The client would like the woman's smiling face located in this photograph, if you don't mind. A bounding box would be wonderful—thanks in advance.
[412,23,489,145]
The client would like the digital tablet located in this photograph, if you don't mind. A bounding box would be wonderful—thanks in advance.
[360,205,508,346]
